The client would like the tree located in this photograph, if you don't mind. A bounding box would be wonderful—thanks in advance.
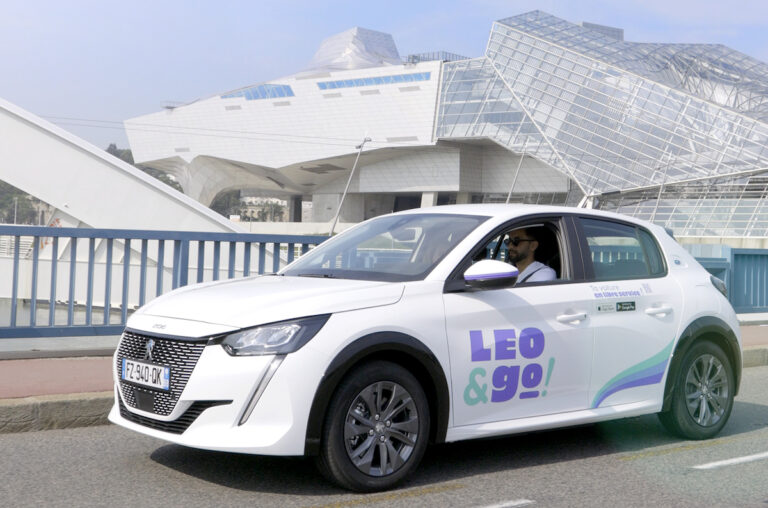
[0,181,44,224]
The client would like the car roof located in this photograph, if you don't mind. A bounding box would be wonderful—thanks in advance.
[394,204,658,229]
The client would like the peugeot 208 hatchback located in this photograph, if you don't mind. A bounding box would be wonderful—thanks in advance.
[110,205,741,491]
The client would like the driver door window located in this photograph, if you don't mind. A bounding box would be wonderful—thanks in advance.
[474,221,568,283]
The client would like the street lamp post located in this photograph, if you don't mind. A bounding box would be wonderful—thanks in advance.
[329,137,371,236]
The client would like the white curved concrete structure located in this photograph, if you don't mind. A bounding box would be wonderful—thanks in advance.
[0,97,240,233]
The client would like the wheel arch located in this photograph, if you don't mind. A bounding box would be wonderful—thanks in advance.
[304,332,450,456]
[662,316,742,412]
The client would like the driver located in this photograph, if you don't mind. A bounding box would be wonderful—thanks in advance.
[505,228,556,284]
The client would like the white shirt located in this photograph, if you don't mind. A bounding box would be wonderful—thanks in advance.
[516,261,556,284]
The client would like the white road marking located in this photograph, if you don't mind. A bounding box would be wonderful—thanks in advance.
[477,500,535,508]
[692,451,768,470]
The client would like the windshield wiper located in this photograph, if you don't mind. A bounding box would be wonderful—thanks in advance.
[296,273,337,278]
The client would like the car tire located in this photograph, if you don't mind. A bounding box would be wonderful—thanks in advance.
[658,340,734,440]
[315,360,430,492]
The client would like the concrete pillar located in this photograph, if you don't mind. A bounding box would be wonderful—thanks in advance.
[289,195,302,222]
[456,192,471,204]
[421,191,438,208]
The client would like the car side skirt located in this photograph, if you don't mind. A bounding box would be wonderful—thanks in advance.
[447,400,661,442]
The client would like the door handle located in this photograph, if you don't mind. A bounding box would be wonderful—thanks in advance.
[645,305,673,317]
[556,311,587,324]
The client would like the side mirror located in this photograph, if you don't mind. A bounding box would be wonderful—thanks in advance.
[464,260,519,289]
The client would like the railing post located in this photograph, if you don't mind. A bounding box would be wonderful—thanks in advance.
[121,239,131,324]
[197,241,205,283]
[86,238,95,325]
[228,241,236,279]
[172,239,189,289]
[49,237,58,327]
[212,241,221,281]
[67,238,77,326]
[287,243,295,264]
[156,240,165,297]
[243,242,252,276]
[104,238,113,325]
[10,236,20,327]
[272,242,280,273]
[139,239,148,307]
[258,243,266,274]
[30,236,40,326]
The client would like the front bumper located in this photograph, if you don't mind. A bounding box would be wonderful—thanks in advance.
[109,340,328,456]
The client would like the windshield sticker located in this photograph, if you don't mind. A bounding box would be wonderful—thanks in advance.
[464,327,555,405]
[616,301,636,312]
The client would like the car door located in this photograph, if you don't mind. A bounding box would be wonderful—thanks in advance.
[576,217,685,410]
[443,215,596,427]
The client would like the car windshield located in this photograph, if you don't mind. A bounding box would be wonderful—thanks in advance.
[282,213,488,282]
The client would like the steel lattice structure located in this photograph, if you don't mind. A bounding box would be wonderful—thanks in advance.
[436,11,768,236]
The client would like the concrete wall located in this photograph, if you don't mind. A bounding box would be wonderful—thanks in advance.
[679,237,768,250]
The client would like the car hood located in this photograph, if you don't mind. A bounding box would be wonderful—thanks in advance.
[134,275,405,329]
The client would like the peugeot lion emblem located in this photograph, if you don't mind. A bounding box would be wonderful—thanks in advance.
[145,339,156,361]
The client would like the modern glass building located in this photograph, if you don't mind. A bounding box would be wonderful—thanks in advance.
[126,12,768,238]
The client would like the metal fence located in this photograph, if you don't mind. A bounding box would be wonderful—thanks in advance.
[685,245,768,313]
[2,225,767,339]
[730,249,768,313]
[0,225,327,338]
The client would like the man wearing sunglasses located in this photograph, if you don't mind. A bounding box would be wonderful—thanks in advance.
[505,228,556,284]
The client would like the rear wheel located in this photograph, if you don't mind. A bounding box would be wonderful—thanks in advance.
[658,341,734,439]
[316,361,430,492]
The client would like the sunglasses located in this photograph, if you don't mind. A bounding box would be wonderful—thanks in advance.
[504,237,534,247]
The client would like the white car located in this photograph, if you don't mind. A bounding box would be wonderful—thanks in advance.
[109,204,742,491]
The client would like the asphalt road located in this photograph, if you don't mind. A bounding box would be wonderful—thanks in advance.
[3,367,768,508]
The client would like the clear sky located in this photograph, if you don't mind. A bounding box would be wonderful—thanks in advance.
[2,0,767,150]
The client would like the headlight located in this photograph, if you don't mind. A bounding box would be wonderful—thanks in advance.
[218,314,330,356]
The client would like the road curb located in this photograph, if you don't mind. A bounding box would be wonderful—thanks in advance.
[0,391,113,434]
[743,347,768,369]
[0,349,116,361]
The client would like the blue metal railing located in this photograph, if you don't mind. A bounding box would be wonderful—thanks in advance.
[684,244,768,313]
[730,248,768,313]
[0,226,327,338]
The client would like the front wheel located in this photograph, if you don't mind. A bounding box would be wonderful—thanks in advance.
[658,340,734,440]
[316,361,430,492]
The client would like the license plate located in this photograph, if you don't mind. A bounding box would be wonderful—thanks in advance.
[121,358,170,391]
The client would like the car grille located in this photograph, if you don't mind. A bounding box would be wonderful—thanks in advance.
[118,397,230,434]
[116,330,207,416]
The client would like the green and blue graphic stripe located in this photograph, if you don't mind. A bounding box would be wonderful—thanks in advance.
[591,340,674,409]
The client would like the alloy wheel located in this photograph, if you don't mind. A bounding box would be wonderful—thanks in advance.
[684,353,729,427]
[343,381,420,476]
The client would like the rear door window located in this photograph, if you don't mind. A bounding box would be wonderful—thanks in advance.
[579,218,665,281]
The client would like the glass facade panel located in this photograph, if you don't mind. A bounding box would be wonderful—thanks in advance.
[435,11,768,236]
[221,84,294,101]
[315,72,430,90]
